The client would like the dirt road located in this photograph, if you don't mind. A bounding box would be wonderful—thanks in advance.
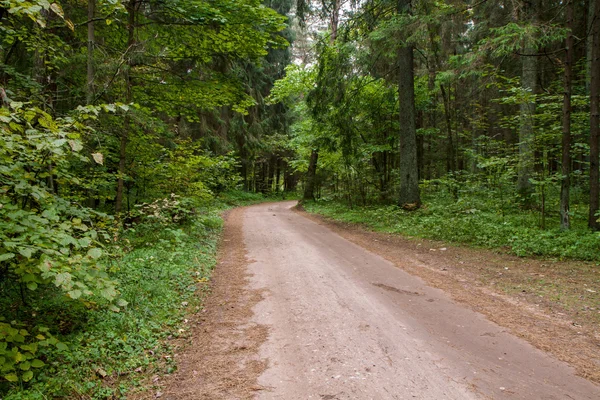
[246,202,598,399]
[159,201,600,399]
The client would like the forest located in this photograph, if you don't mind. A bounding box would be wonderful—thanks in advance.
[1,0,600,398]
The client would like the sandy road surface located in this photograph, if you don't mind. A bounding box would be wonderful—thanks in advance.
[244,201,600,400]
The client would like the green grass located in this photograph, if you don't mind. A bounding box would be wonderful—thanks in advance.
[304,193,600,261]
[2,211,222,399]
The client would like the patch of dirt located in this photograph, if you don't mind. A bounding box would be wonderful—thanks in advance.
[137,207,268,399]
[372,282,422,296]
[297,207,600,384]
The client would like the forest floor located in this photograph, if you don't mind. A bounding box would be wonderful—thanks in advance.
[150,201,600,399]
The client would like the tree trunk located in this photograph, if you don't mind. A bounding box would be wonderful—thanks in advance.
[116,0,136,214]
[560,0,574,230]
[397,0,420,208]
[588,0,596,94]
[86,0,95,105]
[517,1,538,204]
[275,158,281,192]
[330,0,341,44]
[303,149,319,200]
[440,84,455,173]
[589,0,600,230]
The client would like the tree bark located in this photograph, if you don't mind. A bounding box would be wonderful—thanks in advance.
[589,0,600,230]
[86,0,95,105]
[397,0,421,208]
[440,84,455,173]
[330,0,341,44]
[517,0,538,204]
[588,0,596,94]
[116,0,136,214]
[303,149,319,200]
[560,0,574,230]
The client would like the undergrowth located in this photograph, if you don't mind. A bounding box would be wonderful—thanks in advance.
[0,190,273,399]
[304,192,600,262]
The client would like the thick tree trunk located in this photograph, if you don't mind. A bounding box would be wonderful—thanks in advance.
[588,0,596,93]
[397,0,420,209]
[303,149,319,200]
[517,1,538,204]
[440,84,455,173]
[589,0,600,230]
[560,0,574,230]
[517,62,537,200]
[116,1,136,214]
[275,158,281,192]
[330,0,341,44]
[86,0,95,105]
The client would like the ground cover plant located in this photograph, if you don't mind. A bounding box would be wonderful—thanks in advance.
[0,190,277,399]
[303,184,600,262]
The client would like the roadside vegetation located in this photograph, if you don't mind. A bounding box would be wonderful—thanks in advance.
[0,191,272,399]
[0,0,293,397]
[304,181,600,261]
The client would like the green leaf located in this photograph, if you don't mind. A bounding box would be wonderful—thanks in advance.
[22,370,33,382]
[4,373,18,382]
[100,286,117,300]
[0,253,15,262]
[55,342,68,351]
[19,361,31,371]
[26,282,38,291]
[31,359,45,368]
[18,248,32,259]
[87,248,102,259]
[68,289,82,300]
[68,140,83,152]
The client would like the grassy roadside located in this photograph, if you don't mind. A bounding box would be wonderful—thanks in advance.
[1,191,282,400]
[303,198,600,261]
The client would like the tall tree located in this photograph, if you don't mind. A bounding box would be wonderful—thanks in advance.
[517,0,538,204]
[397,0,420,208]
[560,0,574,230]
[303,0,342,201]
[589,0,600,230]
[115,0,137,214]
[86,0,95,105]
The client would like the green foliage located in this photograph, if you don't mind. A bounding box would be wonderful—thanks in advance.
[0,322,62,384]
[305,185,600,261]
[1,211,222,398]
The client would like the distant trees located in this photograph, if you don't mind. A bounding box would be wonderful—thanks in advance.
[271,0,600,230]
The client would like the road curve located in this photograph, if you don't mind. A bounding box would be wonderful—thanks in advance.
[244,201,599,400]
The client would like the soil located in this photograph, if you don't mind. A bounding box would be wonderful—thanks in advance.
[297,205,600,385]
[149,207,269,400]
[143,201,600,399]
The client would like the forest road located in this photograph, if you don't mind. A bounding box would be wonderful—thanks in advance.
[243,201,600,400]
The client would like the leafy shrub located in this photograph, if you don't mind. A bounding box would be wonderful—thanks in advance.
[0,103,124,384]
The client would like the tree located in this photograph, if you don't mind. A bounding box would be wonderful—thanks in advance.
[590,0,600,230]
[302,0,343,201]
[517,0,539,204]
[397,0,420,208]
[560,0,574,230]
